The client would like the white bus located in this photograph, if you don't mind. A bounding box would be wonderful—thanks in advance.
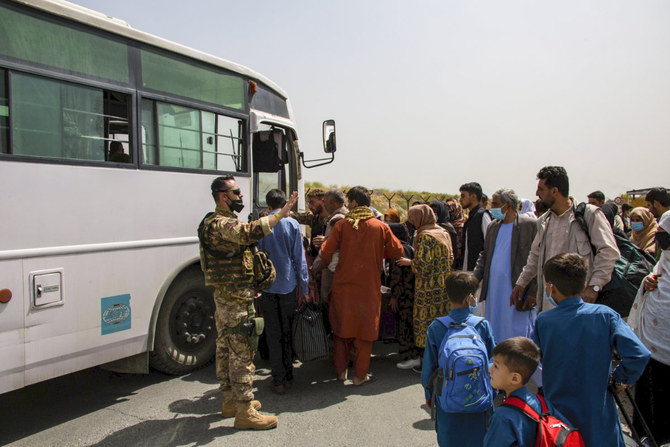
[0,0,336,394]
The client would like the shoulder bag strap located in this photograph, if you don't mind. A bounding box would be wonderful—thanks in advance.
[502,396,540,422]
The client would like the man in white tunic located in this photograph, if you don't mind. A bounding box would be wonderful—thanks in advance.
[474,189,537,342]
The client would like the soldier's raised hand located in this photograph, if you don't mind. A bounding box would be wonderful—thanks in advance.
[279,191,299,218]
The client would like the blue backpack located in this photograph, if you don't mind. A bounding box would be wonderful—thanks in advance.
[431,315,493,414]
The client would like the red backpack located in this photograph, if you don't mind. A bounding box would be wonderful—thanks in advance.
[503,394,585,447]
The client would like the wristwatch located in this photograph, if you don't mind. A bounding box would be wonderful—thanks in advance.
[590,285,600,293]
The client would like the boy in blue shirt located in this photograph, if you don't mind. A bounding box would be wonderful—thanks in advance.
[532,253,650,447]
[484,337,572,446]
[421,272,496,447]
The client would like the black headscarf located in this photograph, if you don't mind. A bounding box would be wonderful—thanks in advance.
[429,200,450,225]
[388,223,413,259]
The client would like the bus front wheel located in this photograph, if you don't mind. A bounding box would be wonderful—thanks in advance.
[150,267,216,375]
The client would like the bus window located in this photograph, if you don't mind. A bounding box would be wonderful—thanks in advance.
[257,172,280,208]
[0,69,7,154]
[216,114,246,172]
[9,72,130,162]
[0,3,129,84]
[141,49,244,110]
[141,98,246,172]
[107,115,131,163]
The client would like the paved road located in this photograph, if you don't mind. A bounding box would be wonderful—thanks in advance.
[0,342,438,447]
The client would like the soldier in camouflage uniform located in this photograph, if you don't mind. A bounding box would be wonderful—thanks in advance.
[199,175,298,430]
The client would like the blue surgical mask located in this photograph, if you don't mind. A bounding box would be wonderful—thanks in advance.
[544,284,557,307]
[490,208,505,220]
[631,222,644,232]
[467,294,478,313]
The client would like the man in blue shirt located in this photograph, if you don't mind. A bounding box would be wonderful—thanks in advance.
[258,189,309,394]
[532,253,650,447]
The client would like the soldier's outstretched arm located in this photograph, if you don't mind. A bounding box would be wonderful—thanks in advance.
[217,192,299,245]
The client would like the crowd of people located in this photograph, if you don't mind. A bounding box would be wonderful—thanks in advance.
[198,169,670,446]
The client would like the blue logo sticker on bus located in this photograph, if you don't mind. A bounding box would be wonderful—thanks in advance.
[101,294,131,335]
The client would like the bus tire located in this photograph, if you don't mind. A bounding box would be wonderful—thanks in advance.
[150,267,216,375]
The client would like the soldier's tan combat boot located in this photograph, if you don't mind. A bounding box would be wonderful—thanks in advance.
[233,401,278,430]
[222,398,261,418]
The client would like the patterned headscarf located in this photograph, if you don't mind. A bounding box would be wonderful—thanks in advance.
[445,199,465,231]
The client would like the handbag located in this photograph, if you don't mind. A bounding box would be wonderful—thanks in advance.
[574,203,656,317]
[292,303,330,362]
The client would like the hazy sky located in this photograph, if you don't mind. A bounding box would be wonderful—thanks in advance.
[77,0,670,202]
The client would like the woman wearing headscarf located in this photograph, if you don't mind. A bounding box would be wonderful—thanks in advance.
[387,223,420,369]
[445,198,465,269]
[396,204,453,359]
[629,213,670,444]
[630,207,658,255]
[384,209,400,223]
[519,198,537,218]
[429,200,458,259]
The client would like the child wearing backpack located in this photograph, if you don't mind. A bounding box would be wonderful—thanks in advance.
[421,272,496,447]
[484,337,583,446]
[532,253,650,447]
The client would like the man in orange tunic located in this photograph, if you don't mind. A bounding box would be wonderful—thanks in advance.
[321,186,403,385]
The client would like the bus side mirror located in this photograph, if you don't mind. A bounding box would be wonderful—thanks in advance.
[323,120,336,153]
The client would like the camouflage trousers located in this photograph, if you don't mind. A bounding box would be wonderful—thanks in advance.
[214,287,256,402]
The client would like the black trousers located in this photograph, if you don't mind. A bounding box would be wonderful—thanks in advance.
[634,356,670,444]
[259,289,298,386]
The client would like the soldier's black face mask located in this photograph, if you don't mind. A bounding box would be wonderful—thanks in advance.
[217,188,244,213]
[226,194,244,213]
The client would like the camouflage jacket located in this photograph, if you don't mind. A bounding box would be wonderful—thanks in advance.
[199,206,273,289]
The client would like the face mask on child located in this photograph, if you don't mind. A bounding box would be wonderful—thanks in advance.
[544,283,557,307]
[467,294,478,313]
[631,222,644,232]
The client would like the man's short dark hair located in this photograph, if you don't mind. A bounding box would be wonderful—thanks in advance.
[543,253,588,297]
[587,190,605,202]
[537,166,569,198]
[459,182,483,201]
[266,189,287,210]
[492,337,541,385]
[622,203,633,213]
[211,175,235,199]
[646,187,670,207]
[444,271,479,304]
[481,193,488,203]
[306,188,325,200]
[346,186,371,207]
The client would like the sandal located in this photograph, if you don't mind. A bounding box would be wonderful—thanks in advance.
[353,373,377,386]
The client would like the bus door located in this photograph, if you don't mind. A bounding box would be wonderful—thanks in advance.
[251,128,289,219]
